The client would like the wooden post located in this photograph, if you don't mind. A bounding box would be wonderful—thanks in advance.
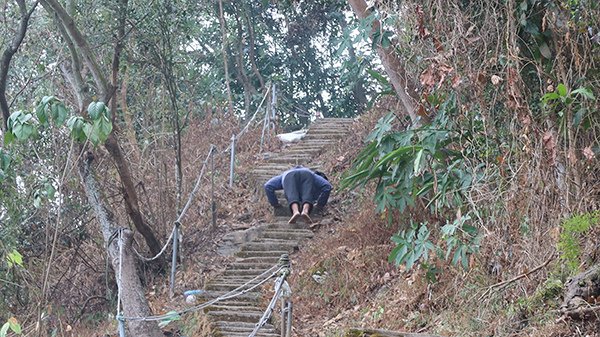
[211,147,217,228]
[280,298,286,337]
[286,301,292,337]
[229,134,235,187]
[169,222,180,298]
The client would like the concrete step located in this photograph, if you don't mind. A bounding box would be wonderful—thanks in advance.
[215,323,277,335]
[214,321,276,331]
[207,310,263,324]
[205,299,259,307]
[235,250,290,258]
[217,330,281,337]
[239,241,298,252]
[261,230,313,240]
[227,262,276,270]
[205,305,263,313]
[210,276,274,285]
[205,282,271,292]
[216,330,281,337]
[200,290,262,301]
[265,157,311,165]
[223,268,278,276]
[234,256,282,263]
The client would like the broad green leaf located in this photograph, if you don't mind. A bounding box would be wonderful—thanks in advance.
[50,103,59,121]
[366,69,389,86]
[45,182,56,199]
[55,104,68,126]
[1,322,9,337]
[7,318,21,334]
[571,87,595,100]
[41,96,54,105]
[67,116,87,142]
[158,311,181,328]
[83,123,100,146]
[4,131,15,145]
[0,150,11,171]
[34,191,42,208]
[97,117,113,141]
[573,108,586,127]
[539,42,552,59]
[519,1,527,11]
[8,111,21,129]
[7,250,23,267]
[413,149,424,176]
[88,102,106,120]
[366,112,394,145]
[557,83,567,97]
[541,92,559,104]
[36,103,48,126]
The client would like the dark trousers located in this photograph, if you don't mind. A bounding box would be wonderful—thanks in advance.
[283,170,314,213]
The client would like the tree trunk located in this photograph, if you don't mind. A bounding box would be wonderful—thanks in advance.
[561,264,600,319]
[42,0,164,262]
[339,17,367,115]
[244,12,265,91]
[345,328,442,337]
[104,134,164,260]
[347,0,425,125]
[218,0,234,114]
[0,0,37,130]
[41,0,110,97]
[79,152,163,337]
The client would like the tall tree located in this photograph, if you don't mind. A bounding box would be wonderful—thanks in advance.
[348,0,425,125]
[39,0,164,259]
[0,0,38,130]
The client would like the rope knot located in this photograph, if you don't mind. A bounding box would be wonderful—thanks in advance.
[278,254,290,268]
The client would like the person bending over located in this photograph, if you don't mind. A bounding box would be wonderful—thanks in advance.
[264,166,332,224]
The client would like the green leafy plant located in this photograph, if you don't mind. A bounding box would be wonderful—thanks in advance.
[341,95,475,217]
[5,249,23,268]
[158,311,181,328]
[36,96,69,127]
[557,211,600,273]
[0,317,22,337]
[0,148,11,182]
[440,214,481,269]
[6,98,112,147]
[342,94,485,272]
[389,222,435,270]
[6,111,36,142]
[542,83,595,130]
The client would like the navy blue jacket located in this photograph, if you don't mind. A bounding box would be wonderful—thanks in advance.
[264,167,332,207]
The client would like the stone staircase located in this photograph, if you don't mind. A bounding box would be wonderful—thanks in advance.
[202,118,354,337]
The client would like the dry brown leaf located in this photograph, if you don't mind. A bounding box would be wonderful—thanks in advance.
[543,130,557,165]
[491,75,503,85]
[583,146,595,161]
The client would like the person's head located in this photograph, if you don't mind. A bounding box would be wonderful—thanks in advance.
[314,170,328,181]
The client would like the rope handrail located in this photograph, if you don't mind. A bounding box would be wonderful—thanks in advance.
[120,263,282,322]
[176,145,216,224]
[132,226,176,262]
[248,269,290,337]
[131,145,215,262]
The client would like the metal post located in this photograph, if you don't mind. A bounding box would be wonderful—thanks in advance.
[260,101,269,152]
[229,134,235,187]
[117,316,126,337]
[280,298,286,337]
[169,222,180,297]
[286,301,292,337]
[211,147,216,228]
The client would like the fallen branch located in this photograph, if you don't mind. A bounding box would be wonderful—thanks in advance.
[561,305,600,319]
[345,328,443,337]
[479,254,555,300]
